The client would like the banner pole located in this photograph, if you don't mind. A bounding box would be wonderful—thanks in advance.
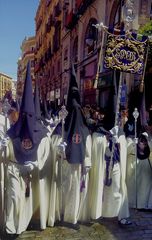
[133,107,139,209]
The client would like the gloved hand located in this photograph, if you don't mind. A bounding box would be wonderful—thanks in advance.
[20,161,37,175]
[110,125,119,136]
[110,126,119,143]
[24,163,34,172]
[54,116,59,125]
[112,135,119,144]
[82,166,91,175]
[1,137,9,147]
[57,142,67,155]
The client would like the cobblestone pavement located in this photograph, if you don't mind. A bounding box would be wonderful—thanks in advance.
[1,209,152,240]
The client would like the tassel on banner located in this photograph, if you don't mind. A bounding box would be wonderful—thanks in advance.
[139,42,149,93]
[139,80,144,93]
[93,72,99,89]
[93,27,106,89]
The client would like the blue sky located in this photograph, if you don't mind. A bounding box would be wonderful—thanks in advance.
[0,0,39,80]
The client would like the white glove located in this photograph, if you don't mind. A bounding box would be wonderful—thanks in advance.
[54,116,59,125]
[110,126,119,143]
[1,137,9,147]
[83,166,91,175]
[112,135,119,143]
[110,125,119,136]
[57,142,67,155]
[20,161,37,175]
[24,163,34,172]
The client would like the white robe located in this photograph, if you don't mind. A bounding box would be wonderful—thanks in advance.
[48,134,92,226]
[0,114,10,231]
[5,135,52,234]
[126,137,152,209]
[0,145,5,231]
[90,131,129,221]
[48,134,62,227]
[64,134,92,224]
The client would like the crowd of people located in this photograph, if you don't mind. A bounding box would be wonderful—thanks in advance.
[0,62,152,238]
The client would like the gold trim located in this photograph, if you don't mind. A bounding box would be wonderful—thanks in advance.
[104,33,147,74]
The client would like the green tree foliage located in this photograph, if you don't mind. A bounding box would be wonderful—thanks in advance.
[138,20,152,69]
[138,20,152,36]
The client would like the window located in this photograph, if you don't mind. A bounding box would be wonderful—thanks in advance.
[53,21,61,52]
[64,48,68,61]
[84,18,98,57]
[73,37,78,63]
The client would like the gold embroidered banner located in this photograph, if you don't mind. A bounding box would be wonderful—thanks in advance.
[104,32,147,74]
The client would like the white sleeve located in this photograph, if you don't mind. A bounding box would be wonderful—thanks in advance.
[83,134,92,168]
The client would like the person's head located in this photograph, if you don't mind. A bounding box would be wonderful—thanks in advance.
[137,132,150,160]
[92,110,99,120]
[98,108,105,121]
[8,109,19,125]
[83,105,91,118]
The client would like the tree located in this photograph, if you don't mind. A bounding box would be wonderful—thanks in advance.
[138,20,152,70]
[138,20,152,36]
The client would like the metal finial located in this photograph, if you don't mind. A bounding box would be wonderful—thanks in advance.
[59,105,68,121]
[133,108,139,121]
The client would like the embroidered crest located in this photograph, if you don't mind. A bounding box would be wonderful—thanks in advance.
[104,32,148,74]
[72,133,82,144]
[21,138,33,149]
[128,123,134,132]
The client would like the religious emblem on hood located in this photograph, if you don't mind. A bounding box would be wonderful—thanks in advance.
[21,138,33,150]
[72,133,82,144]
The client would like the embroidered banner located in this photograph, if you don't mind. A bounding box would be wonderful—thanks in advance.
[104,31,148,74]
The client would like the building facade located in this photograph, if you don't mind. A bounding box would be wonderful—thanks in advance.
[0,72,12,100]
[11,80,17,100]
[16,36,36,103]
[16,0,152,113]
[35,0,62,109]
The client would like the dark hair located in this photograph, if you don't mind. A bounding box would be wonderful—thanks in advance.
[137,134,150,160]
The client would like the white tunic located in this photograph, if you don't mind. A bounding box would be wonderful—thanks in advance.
[90,131,129,221]
[48,134,62,227]
[0,114,10,231]
[126,137,152,209]
[48,134,92,226]
[5,135,52,234]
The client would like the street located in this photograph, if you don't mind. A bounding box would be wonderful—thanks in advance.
[7,208,152,240]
